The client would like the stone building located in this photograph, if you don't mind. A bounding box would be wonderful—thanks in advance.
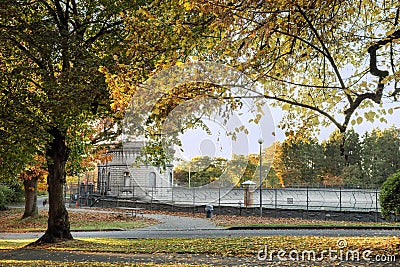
[97,141,173,199]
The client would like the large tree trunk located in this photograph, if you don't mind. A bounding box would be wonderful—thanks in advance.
[22,178,39,219]
[34,129,73,244]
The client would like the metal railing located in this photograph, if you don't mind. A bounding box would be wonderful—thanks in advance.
[65,183,381,213]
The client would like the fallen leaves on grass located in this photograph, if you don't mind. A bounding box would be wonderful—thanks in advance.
[123,209,398,228]
[211,214,360,227]
[0,208,158,233]
[2,237,398,266]
[43,236,399,258]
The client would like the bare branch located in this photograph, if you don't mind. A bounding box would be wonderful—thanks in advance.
[295,4,352,106]
[218,94,345,132]
[258,72,344,90]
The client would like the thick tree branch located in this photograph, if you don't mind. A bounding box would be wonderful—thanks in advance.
[368,46,389,79]
[367,29,399,86]
[343,30,400,120]
[368,29,400,56]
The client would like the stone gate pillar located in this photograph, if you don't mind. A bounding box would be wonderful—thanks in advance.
[242,180,257,207]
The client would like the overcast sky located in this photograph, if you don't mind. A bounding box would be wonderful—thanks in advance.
[174,101,399,163]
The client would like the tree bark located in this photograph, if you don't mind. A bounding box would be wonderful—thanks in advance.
[22,178,39,219]
[34,128,73,244]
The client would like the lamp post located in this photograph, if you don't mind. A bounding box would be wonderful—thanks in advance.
[258,138,263,217]
[188,165,191,188]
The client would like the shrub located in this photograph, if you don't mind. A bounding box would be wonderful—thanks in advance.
[379,171,400,219]
[8,183,24,202]
[0,184,14,210]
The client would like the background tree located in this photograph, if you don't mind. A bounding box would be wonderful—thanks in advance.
[19,155,47,219]
[273,136,324,186]
[322,129,362,186]
[174,156,228,187]
[273,127,399,188]
[341,164,365,188]
[362,127,400,186]
[263,142,282,188]
[173,152,277,188]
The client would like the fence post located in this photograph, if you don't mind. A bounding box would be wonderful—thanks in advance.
[306,187,309,212]
[151,187,154,210]
[192,188,196,214]
[218,187,221,215]
[171,185,174,212]
[339,187,342,212]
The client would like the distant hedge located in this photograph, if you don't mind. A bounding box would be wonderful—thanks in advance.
[379,171,400,220]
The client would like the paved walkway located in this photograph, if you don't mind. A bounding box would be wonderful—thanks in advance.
[8,199,223,231]
[67,206,224,231]
[140,213,223,230]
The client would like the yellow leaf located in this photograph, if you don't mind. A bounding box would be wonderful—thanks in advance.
[282,103,290,111]
[183,2,193,11]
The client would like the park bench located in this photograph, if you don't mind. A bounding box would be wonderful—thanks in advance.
[116,207,145,218]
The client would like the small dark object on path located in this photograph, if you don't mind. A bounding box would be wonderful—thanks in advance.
[205,205,213,218]
[43,199,47,207]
